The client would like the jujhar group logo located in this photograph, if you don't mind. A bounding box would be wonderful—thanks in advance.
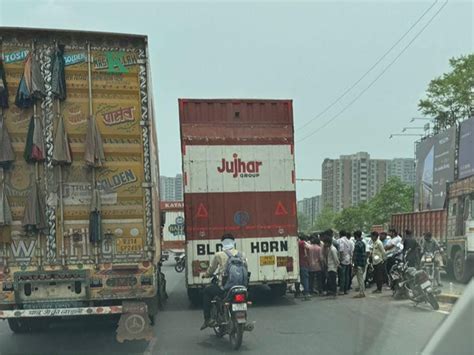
[217,153,263,178]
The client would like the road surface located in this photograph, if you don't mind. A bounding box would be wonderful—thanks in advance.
[0,261,455,355]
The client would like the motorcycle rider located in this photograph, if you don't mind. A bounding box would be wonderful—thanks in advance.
[420,232,443,286]
[200,233,243,330]
[403,230,421,268]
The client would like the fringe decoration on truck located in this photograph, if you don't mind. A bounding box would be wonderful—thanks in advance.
[138,47,154,258]
[40,44,57,263]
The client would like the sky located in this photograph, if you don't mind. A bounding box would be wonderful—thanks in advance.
[1,0,472,199]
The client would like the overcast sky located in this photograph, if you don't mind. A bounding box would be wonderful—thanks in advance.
[1,0,472,199]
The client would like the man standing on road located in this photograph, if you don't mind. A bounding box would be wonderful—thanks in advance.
[352,230,367,298]
[307,235,323,295]
[379,232,390,285]
[322,231,340,297]
[338,230,353,295]
[371,231,386,294]
[385,229,403,280]
[296,234,311,300]
[403,230,421,268]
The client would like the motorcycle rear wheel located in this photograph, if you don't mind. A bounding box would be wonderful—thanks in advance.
[175,262,185,273]
[229,320,244,350]
[426,292,439,310]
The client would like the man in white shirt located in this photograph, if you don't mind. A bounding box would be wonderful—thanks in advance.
[385,229,403,280]
[338,230,354,295]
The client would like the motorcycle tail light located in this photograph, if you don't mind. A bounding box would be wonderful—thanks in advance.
[233,293,246,303]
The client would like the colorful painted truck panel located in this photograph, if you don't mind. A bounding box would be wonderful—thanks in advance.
[0,28,162,324]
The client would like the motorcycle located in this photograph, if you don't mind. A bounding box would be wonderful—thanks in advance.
[420,251,441,287]
[389,257,440,310]
[174,253,185,273]
[208,276,254,350]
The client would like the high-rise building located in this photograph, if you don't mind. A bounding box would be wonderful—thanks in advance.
[297,195,322,228]
[322,153,414,212]
[387,158,415,186]
[159,174,183,201]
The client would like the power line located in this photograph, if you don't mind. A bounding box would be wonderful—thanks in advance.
[295,0,440,132]
[297,0,448,143]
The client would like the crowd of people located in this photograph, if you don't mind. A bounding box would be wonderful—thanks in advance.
[295,228,442,300]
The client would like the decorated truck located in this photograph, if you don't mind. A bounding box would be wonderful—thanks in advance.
[178,99,299,304]
[0,28,164,341]
[160,201,185,261]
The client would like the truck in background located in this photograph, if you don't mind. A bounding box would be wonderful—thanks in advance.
[160,201,185,262]
[0,28,165,340]
[178,99,299,303]
[391,175,474,283]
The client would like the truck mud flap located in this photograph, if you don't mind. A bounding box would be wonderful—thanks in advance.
[116,302,153,343]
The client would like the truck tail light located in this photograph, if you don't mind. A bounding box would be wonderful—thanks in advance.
[233,293,246,303]
[286,257,294,272]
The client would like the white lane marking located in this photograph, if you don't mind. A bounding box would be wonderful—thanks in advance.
[144,337,158,355]
[436,310,450,315]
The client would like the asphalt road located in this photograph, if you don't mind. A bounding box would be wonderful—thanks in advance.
[0,262,454,355]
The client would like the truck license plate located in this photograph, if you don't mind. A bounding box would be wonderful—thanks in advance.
[116,238,143,253]
[232,303,247,311]
[421,280,431,289]
[259,256,275,266]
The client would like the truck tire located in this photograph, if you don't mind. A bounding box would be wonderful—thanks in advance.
[269,283,287,298]
[453,249,473,283]
[187,288,202,306]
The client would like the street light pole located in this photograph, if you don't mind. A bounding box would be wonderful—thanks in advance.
[389,133,424,139]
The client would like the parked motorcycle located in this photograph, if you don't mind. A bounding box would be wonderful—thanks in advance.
[208,276,254,350]
[174,253,185,273]
[420,251,441,287]
[389,257,440,310]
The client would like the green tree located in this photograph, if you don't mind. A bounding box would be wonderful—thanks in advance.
[297,212,311,234]
[334,203,371,232]
[418,54,474,131]
[314,206,336,231]
[368,177,414,225]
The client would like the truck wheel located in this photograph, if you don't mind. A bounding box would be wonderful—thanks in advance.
[453,249,473,283]
[269,283,287,298]
[8,319,30,333]
[187,288,202,306]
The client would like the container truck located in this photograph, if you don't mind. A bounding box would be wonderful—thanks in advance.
[0,28,164,341]
[178,99,299,303]
[391,175,474,283]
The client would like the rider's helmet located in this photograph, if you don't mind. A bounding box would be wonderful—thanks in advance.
[424,232,432,241]
[221,233,235,250]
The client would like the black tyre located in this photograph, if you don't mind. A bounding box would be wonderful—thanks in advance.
[175,262,185,273]
[187,288,202,306]
[8,318,31,334]
[229,320,244,350]
[426,292,439,310]
[453,249,472,283]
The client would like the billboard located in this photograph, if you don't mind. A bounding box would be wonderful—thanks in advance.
[458,117,474,179]
[415,126,456,211]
